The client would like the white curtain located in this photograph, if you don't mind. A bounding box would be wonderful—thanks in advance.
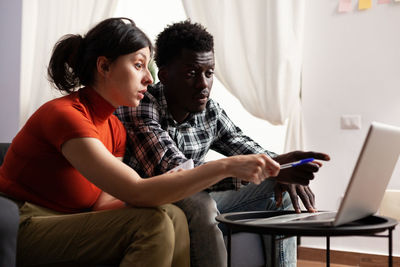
[182,0,305,151]
[20,0,118,127]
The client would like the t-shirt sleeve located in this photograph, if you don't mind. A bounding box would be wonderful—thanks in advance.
[38,102,101,151]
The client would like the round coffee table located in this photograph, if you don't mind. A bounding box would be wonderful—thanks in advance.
[216,210,398,267]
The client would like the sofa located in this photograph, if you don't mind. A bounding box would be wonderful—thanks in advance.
[0,142,266,267]
[0,143,9,166]
[0,179,18,267]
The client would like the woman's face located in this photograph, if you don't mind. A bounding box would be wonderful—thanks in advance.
[105,47,153,107]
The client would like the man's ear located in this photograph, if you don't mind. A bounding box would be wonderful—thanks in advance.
[158,67,168,84]
[96,56,110,77]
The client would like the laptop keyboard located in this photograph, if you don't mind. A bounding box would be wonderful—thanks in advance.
[291,211,337,222]
[239,211,337,225]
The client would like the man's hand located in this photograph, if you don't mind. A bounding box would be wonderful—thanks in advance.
[272,151,330,212]
[274,183,316,213]
[273,151,330,185]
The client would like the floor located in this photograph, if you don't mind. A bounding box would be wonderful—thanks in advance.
[297,246,399,267]
[298,259,355,267]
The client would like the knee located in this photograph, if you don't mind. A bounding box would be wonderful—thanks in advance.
[143,207,176,239]
[178,192,218,224]
[194,199,218,223]
[121,208,178,266]
[160,204,190,248]
[124,207,176,248]
[161,204,188,229]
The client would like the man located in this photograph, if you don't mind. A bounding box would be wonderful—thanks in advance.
[116,20,329,267]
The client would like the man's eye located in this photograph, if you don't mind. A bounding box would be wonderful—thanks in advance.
[206,70,214,78]
[186,70,196,77]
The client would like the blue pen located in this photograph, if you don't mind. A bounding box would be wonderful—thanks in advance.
[280,158,315,169]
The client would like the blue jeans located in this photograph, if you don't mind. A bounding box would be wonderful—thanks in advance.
[175,179,296,267]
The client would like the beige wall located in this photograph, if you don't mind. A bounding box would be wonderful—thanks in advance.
[0,0,21,142]
[302,1,400,255]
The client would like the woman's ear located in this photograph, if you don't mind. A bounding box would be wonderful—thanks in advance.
[96,56,110,77]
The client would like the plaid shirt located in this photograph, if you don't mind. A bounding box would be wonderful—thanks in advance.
[115,82,276,191]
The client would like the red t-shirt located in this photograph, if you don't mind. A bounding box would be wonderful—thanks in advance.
[0,87,126,213]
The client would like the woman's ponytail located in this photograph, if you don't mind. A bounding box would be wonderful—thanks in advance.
[47,34,85,94]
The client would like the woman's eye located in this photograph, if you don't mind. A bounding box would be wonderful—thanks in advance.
[134,63,143,69]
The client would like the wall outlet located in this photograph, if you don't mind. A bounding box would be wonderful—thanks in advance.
[341,115,361,130]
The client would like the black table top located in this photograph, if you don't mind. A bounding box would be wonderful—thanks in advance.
[216,210,398,237]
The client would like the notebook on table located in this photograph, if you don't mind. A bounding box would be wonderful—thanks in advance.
[241,122,400,227]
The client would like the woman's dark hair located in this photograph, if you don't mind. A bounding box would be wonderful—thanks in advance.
[154,20,214,68]
[48,17,153,93]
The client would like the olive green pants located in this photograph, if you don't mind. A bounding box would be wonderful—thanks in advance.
[16,201,190,267]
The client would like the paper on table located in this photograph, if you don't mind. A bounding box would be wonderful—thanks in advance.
[358,0,372,10]
[338,0,352,13]
[169,159,194,172]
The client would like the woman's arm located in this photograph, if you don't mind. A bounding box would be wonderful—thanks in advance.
[92,157,126,211]
[92,191,126,210]
[62,137,280,207]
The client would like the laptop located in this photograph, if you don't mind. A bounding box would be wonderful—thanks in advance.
[241,122,400,227]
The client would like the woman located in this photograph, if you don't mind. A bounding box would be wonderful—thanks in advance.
[0,18,281,266]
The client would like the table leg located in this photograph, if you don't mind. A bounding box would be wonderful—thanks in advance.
[326,236,330,267]
[271,235,276,267]
[389,228,393,267]
[227,228,232,267]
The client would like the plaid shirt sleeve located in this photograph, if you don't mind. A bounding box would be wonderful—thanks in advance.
[115,95,191,177]
[208,102,278,191]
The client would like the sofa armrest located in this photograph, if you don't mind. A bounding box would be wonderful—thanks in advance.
[0,143,11,166]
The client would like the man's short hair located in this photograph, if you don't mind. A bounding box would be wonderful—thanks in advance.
[154,20,214,68]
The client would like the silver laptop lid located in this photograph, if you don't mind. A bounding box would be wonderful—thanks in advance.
[334,122,400,226]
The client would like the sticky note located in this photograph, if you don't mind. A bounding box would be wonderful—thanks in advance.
[338,0,352,13]
[358,0,372,9]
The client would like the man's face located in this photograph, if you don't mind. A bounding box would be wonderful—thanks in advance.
[161,49,215,122]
